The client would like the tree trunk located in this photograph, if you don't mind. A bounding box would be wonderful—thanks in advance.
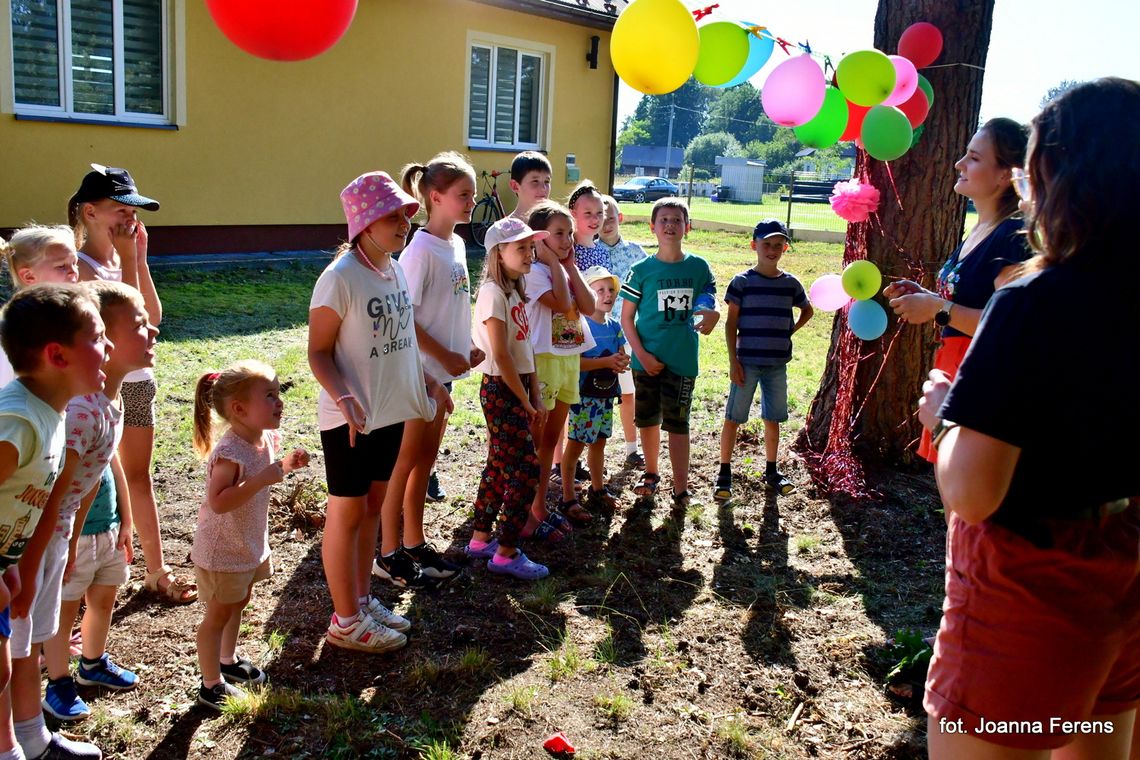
[799,0,996,473]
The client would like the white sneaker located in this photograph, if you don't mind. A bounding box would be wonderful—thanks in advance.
[362,596,411,633]
[325,614,407,654]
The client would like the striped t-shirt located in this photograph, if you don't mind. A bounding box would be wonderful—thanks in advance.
[725,269,808,367]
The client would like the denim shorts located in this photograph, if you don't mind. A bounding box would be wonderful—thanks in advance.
[724,363,789,424]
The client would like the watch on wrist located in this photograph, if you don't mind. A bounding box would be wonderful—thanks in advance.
[934,299,953,327]
[931,419,958,450]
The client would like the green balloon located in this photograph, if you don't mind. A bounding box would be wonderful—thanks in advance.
[793,86,849,148]
[841,260,882,300]
[693,22,751,86]
[911,123,926,149]
[917,74,934,107]
[836,49,896,107]
[861,105,912,161]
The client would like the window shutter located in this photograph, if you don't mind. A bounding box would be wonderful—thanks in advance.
[11,0,61,107]
[468,45,491,142]
[517,54,540,145]
[70,0,115,114]
[123,0,163,114]
[493,47,517,145]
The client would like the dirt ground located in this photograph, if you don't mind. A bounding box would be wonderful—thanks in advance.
[52,400,945,759]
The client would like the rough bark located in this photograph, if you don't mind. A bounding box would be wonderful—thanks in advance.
[800,0,996,468]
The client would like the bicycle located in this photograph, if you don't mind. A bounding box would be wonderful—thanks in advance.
[471,169,506,247]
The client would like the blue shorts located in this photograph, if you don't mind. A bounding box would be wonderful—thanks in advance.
[568,397,615,445]
[0,607,9,639]
[725,363,789,424]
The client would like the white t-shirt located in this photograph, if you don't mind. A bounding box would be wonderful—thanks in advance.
[0,352,13,388]
[472,282,535,376]
[310,253,436,433]
[523,262,596,357]
[58,393,123,532]
[0,380,65,570]
[398,229,472,383]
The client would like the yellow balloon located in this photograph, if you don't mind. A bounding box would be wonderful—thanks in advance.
[611,0,699,95]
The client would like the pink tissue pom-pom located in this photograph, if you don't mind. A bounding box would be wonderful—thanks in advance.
[829,179,881,223]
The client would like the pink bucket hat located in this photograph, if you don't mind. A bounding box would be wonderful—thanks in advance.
[340,171,420,242]
[483,216,549,251]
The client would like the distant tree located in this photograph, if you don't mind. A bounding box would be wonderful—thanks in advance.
[1040,79,1081,108]
[743,130,800,175]
[630,79,714,149]
[684,131,743,170]
[616,117,652,169]
[704,83,777,145]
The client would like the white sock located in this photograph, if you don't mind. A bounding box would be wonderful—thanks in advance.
[13,716,49,759]
[625,441,638,456]
[333,612,360,628]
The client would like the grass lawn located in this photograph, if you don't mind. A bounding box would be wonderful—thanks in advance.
[78,225,940,759]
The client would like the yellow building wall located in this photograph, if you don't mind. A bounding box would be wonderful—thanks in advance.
[0,0,616,231]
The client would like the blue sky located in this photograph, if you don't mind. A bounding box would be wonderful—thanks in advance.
[617,0,1139,126]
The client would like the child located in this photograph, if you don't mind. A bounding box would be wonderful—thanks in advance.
[0,226,81,387]
[523,202,596,537]
[621,198,719,507]
[597,195,648,467]
[67,165,191,605]
[569,182,609,271]
[467,217,549,580]
[560,267,629,515]
[34,282,156,725]
[373,153,483,587]
[0,284,107,760]
[508,151,552,221]
[716,220,813,500]
[191,361,308,709]
[308,171,449,653]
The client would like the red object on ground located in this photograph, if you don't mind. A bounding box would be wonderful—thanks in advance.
[543,732,576,755]
[205,0,358,61]
[897,22,943,69]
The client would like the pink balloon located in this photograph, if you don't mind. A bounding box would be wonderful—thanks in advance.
[809,274,853,312]
[762,55,826,127]
[883,55,918,106]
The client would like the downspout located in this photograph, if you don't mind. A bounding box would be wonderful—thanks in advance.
[608,71,619,193]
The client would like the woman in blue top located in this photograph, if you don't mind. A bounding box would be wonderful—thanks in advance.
[884,118,1032,462]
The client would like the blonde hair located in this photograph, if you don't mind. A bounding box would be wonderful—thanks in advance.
[399,151,476,217]
[482,242,528,304]
[86,279,144,315]
[192,360,277,457]
[3,224,75,287]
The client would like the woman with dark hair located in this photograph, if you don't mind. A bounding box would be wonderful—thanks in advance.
[920,78,1140,758]
[886,118,1033,462]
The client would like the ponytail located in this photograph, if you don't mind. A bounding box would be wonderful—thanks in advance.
[67,192,88,249]
[193,372,219,458]
[398,152,476,218]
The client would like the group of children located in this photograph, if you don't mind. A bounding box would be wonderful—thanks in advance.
[0,151,813,737]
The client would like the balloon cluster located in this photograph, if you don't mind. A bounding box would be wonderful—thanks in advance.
[611,0,943,161]
[206,0,358,61]
[809,261,888,341]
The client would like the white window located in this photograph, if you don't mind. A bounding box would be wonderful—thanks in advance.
[9,0,169,125]
[466,33,552,150]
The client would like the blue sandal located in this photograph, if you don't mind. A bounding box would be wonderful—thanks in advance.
[523,513,571,543]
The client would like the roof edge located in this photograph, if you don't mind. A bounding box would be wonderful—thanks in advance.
[471,0,622,30]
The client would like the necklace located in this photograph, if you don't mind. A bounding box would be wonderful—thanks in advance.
[961,211,1016,259]
[354,245,394,281]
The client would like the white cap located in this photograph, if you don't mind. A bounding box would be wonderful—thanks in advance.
[484,216,550,250]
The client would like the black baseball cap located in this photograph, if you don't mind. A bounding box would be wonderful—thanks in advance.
[71,163,160,211]
[753,218,789,240]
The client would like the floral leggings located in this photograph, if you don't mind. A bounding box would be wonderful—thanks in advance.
[474,374,540,548]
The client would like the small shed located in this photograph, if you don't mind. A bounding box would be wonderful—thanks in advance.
[715,156,767,203]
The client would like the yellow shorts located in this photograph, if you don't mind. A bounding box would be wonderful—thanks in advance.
[535,352,580,409]
[195,557,272,605]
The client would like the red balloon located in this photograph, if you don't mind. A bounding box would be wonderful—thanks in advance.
[898,88,930,127]
[206,0,358,61]
[840,102,871,142]
[897,22,943,69]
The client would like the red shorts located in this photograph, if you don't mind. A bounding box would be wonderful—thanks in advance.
[924,506,1140,750]
[917,336,971,463]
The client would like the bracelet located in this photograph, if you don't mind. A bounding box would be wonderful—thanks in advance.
[931,419,958,450]
[334,393,355,404]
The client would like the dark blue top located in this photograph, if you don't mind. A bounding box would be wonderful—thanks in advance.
[940,259,1140,543]
[725,269,808,367]
[937,217,1032,339]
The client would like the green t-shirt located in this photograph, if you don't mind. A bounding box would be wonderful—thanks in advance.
[620,253,716,378]
[82,467,119,536]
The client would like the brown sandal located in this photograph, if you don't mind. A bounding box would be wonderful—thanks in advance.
[559,499,593,525]
[144,565,198,604]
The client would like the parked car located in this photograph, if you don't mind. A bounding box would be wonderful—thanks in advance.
[612,176,680,203]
